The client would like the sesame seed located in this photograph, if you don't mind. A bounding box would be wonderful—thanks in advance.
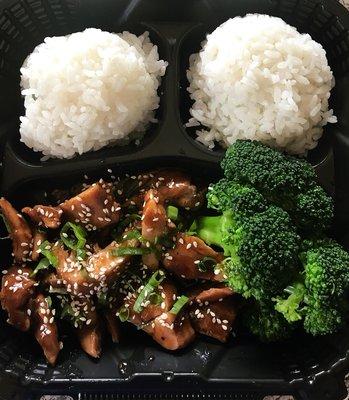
[222,325,228,331]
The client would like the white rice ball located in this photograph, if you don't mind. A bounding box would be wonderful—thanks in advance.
[187,14,337,154]
[20,28,167,159]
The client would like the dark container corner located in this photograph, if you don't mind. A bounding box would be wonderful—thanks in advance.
[1,0,349,399]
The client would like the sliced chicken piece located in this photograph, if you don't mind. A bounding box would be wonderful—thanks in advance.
[74,299,101,358]
[188,285,234,303]
[104,310,121,343]
[127,170,205,210]
[125,280,177,325]
[142,252,160,270]
[142,189,168,243]
[154,170,205,209]
[22,205,62,229]
[60,183,121,231]
[189,298,236,343]
[53,245,94,298]
[0,198,32,262]
[0,266,36,331]
[143,312,195,351]
[31,294,60,365]
[77,323,102,358]
[163,234,224,280]
[87,238,139,288]
[188,285,236,343]
[31,228,46,262]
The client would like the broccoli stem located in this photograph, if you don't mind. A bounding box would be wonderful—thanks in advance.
[274,282,306,323]
[193,211,235,256]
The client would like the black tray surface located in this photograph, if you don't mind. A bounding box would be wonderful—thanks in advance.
[1,0,349,399]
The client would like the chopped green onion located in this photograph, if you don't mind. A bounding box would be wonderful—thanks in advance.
[133,270,165,313]
[170,295,189,315]
[118,306,130,322]
[111,247,151,257]
[197,256,216,272]
[40,241,58,268]
[31,257,51,277]
[49,287,67,295]
[186,220,197,236]
[113,214,141,238]
[46,296,52,308]
[122,230,142,241]
[76,248,86,261]
[97,292,108,307]
[60,222,86,252]
[0,213,11,233]
[149,292,162,305]
[167,205,179,221]
[61,303,73,320]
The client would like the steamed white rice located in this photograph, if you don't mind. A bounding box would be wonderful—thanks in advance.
[187,14,337,154]
[20,28,167,159]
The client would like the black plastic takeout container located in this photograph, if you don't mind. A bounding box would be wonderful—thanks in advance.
[1,0,349,399]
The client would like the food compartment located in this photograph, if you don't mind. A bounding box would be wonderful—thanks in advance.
[178,0,349,165]
[0,161,347,389]
[0,1,170,166]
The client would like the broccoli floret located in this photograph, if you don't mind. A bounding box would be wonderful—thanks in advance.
[221,140,333,233]
[244,301,293,342]
[274,238,349,336]
[207,179,267,217]
[295,186,334,233]
[194,205,300,300]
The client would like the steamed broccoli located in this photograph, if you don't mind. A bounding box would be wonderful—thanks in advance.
[193,205,300,301]
[221,140,333,233]
[244,301,293,342]
[207,179,267,216]
[274,238,349,336]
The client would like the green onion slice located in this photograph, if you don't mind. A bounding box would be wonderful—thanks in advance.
[111,247,151,257]
[31,257,51,277]
[170,295,189,315]
[149,292,162,305]
[133,270,165,313]
[197,256,216,272]
[45,296,52,308]
[122,230,142,241]
[49,287,67,295]
[76,248,86,261]
[166,205,179,221]
[97,292,108,307]
[61,303,74,320]
[60,222,86,252]
[118,306,130,322]
[113,214,141,238]
[40,241,58,268]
